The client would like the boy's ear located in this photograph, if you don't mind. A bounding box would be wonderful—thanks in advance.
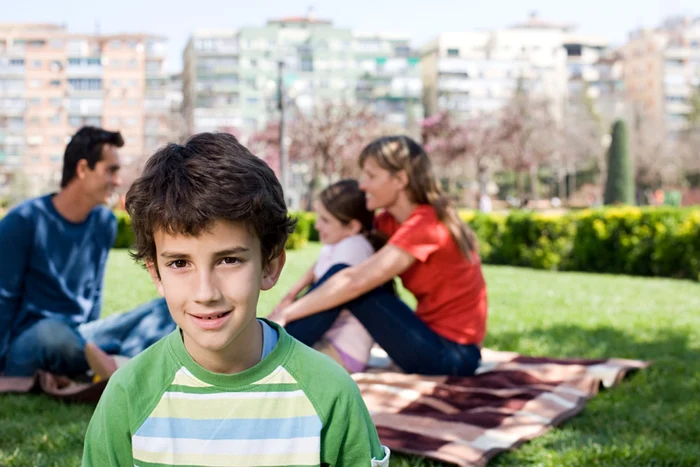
[261,250,286,291]
[146,261,165,297]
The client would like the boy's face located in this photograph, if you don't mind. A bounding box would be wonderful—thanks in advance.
[148,219,285,370]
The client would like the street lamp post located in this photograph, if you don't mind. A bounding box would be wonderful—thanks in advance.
[277,60,290,204]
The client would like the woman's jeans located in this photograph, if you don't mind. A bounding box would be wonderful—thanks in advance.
[285,264,481,376]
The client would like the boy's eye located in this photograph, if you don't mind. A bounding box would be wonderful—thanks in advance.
[169,260,188,269]
[221,257,241,265]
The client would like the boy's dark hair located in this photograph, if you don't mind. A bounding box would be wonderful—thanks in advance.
[61,126,124,188]
[125,132,296,267]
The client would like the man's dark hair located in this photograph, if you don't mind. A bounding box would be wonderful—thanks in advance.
[125,132,296,267]
[61,126,124,188]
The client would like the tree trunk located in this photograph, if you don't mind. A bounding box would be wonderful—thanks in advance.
[530,164,539,201]
[558,166,567,199]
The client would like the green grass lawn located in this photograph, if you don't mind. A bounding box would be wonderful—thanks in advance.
[2,244,700,466]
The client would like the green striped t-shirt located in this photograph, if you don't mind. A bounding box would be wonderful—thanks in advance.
[82,320,389,467]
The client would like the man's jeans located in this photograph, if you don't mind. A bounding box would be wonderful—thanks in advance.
[3,298,175,377]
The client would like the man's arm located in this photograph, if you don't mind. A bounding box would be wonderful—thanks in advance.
[88,215,117,322]
[0,212,33,367]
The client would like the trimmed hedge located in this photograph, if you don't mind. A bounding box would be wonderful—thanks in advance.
[114,210,135,249]
[111,207,700,281]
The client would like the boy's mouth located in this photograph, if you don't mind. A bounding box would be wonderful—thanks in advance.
[189,310,232,329]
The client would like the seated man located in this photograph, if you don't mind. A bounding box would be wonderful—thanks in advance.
[0,126,173,377]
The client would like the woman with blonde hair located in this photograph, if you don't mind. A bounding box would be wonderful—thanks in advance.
[274,136,487,376]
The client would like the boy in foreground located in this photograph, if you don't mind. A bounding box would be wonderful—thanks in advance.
[82,133,390,467]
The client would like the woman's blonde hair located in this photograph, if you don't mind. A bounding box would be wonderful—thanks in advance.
[359,135,479,259]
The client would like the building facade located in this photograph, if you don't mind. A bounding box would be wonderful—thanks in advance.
[0,23,170,198]
[183,17,422,137]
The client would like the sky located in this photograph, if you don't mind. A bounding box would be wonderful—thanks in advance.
[3,0,700,72]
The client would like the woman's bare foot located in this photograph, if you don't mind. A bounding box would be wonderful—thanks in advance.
[85,343,118,381]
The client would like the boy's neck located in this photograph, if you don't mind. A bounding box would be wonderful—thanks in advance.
[185,318,264,375]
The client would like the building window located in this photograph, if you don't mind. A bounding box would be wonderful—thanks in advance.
[49,115,61,124]
[51,136,62,144]
[49,80,61,87]
[246,97,259,106]
[51,40,64,49]
[109,117,121,126]
[10,58,25,66]
[110,40,122,48]
[69,117,82,127]
[68,78,101,91]
[29,97,42,106]
[127,98,138,107]
[447,48,460,57]
[29,79,42,88]
[395,45,410,57]
[125,117,138,126]
[51,154,62,163]
[128,60,138,69]
[112,98,122,107]
[301,59,313,72]
[31,60,42,68]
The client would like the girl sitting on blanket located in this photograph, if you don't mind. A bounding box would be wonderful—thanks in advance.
[271,179,388,373]
[271,135,488,376]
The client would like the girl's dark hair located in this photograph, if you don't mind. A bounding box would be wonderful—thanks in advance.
[319,179,387,252]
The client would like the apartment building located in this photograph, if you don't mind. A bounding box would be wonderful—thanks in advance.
[183,17,422,137]
[0,23,169,197]
[622,16,700,132]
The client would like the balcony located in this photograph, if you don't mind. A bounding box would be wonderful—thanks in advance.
[66,65,103,77]
[665,101,691,114]
[0,65,26,77]
[67,99,103,116]
[145,42,168,58]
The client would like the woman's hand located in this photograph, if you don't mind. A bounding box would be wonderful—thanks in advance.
[267,307,288,327]
[268,294,296,326]
[272,294,295,316]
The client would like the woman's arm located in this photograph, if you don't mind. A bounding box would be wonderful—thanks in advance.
[279,245,415,323]
[286,263,317,299]
[271,263,317,316]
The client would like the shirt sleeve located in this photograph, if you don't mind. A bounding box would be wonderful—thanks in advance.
[387,208,441,262]
[0,211,33,367]
[321,382,390,466]
[88,214,117,322]
[330,237,374,268]
[82,377,134,466]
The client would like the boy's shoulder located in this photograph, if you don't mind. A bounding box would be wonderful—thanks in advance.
[104,332,177,398]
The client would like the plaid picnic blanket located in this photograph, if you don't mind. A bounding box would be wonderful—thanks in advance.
[354,348,650,466]
[0,348,648,466]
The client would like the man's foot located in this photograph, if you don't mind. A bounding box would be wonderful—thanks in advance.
[85,343,118,381]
